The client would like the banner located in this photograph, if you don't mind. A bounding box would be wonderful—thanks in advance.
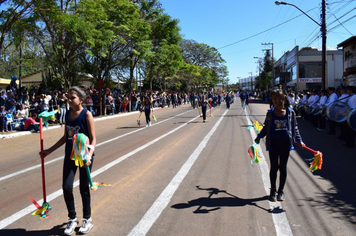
[299,78,322,83]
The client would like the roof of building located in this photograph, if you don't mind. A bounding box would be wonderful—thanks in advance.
[337,36,356,48]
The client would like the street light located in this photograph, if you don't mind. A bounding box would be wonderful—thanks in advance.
[275,1,326,89]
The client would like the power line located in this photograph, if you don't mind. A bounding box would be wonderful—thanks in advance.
[328,14,356,33]
[217,12,308,50]
[298,0,354,48]
[331,12,354,35]
[304,14,356,47]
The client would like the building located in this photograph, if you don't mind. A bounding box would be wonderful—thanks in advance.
[273,46,343,91]
[20,69,95,88]
[0,78,17,90]
[239,76,257,91]
[337,36,356,86]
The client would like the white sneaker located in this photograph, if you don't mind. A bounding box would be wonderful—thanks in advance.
[64,218,78,235]
[146,124,149,127]
[149,121,151,126]
[78,218,93,234]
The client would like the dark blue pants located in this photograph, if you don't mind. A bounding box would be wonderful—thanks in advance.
[63,155,93,219]
[202,106,207,121]
[269,139,290,191]
[26,124,39,132]
[145,109,151,124]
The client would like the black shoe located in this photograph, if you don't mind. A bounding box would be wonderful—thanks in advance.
[277,191,285,201]
[269,189,277,202]
[328,132,335,135]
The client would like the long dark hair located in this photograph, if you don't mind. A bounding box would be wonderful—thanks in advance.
[270,89,290,108]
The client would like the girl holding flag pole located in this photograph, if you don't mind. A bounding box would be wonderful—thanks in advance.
[40,86,96,235]
[254,89,305,202]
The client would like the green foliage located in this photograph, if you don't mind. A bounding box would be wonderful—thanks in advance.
[1,0,228,93]
[254,50,273,91]
[177,39,228,90]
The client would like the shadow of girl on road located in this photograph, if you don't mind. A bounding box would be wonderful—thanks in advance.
[171,186,270,214]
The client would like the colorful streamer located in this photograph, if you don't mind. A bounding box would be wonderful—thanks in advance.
[70,133,93,167]
[307,151,323,172]
[247,121,263,133]
[29,198,52,219]
[209,98,214,118]
[195,99,202,117]
[30,117,51,218]
[298,144,323,172]
[38,110,58,128]
[248,143,262,163]
[137,110,143,126]
[70,133,109,190]
[152,109,157,121]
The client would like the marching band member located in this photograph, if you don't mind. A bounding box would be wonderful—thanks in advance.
[337,87,351,140]
[309,90,320,127]
[344,87,355,148]
[300,91,309,120]
[305,90,317,121]
[326,87,339,135]
[317,89,328,131]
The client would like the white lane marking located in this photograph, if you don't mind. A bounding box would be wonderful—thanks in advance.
[0,110,192,182]
[244,109,293,236]
[0,112,200,229]
[128,109,229,236]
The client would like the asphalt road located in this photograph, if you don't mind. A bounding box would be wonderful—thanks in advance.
[1,99,355,236]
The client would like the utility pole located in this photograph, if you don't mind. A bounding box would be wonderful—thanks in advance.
[275,1,327,89]
[249,72,253,92]
[322,0,327,89]
[262,42,274,89]
[19,43,22,88]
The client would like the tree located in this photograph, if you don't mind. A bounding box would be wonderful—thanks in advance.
[259,50,273,91]
[143,10,182,92]
[0,0,36,57]
[30,0,116,89]
[167,63,200,92]
[179,39,228,90]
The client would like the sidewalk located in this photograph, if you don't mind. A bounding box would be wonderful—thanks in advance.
[0,110,141,140]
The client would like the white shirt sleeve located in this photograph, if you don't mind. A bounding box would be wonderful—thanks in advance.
[348,95,356,109]
[326,93,338,106]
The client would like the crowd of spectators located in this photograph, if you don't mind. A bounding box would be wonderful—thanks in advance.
[0,81,236,134]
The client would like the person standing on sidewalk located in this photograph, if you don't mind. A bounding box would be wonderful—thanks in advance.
[255,89,305,202]
[40,86,96,235]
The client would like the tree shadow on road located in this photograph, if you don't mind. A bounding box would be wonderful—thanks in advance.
[171,186,270,214]
[291,118,356,225]
[116,126,141,129]
[0,223,65,236]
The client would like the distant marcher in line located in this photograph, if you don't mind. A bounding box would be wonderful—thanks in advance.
[142,96,153,127]
[240,91,247,109]
[226,93,231,109]
[200,95,210,123]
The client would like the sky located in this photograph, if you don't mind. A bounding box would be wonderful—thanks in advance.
[159,0,356,84]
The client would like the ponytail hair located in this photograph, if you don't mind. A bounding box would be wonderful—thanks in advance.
[270,89,290,108]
